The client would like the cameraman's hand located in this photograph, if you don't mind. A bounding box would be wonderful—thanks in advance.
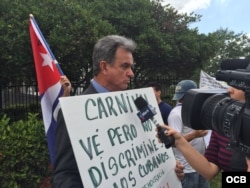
[192,130,208,138]
[184,130,208,142]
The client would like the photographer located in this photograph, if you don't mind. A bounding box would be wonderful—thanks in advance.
[156,85,250,181]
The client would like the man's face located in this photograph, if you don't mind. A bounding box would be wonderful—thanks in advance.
[153,87,161,100]
[105,47,134,91]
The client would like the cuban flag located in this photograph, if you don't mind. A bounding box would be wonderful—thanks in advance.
[29,14,64,165]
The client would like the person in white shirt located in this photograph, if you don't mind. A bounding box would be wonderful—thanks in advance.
[168,80,210,188]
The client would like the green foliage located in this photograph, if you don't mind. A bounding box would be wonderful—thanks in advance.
[0,0,115,85]
[205,29,250,76]
[0,113,51,188]
[86,0,204,86]
[0,0,249,89]
[210,172,222,188]
[1,103,42,122]
[0,0,203,88]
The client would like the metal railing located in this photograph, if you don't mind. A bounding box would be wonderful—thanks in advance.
[0,79,178,120]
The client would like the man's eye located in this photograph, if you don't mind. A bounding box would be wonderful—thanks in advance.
[122,63,134,69]
[121,64,130,69]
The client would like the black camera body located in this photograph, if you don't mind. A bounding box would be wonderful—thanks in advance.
[182,59,250,156]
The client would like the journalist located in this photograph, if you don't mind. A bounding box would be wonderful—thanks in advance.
[157,86,249,181]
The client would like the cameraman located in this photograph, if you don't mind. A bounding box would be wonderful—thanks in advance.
[157,86,250,181]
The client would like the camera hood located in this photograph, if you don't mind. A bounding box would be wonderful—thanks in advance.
[182,89,228,129]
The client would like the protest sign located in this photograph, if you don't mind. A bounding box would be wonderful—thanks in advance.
[199,70,229,89]
[59,87,181,188]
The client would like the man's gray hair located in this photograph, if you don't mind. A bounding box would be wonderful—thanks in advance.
[92,35,136,76]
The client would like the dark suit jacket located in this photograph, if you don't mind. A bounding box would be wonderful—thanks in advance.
[52,84,98,188]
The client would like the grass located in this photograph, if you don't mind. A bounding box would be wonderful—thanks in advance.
[210,172,221,188]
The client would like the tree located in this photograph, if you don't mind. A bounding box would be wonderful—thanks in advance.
[86,0,206,87]
[0,0,115,88]
[203,28,250,76]
[2,0,244,90]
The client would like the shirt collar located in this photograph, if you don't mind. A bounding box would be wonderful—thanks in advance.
[91,79,110,93]
[176,102,182,106]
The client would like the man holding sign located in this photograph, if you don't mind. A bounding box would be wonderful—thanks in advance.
[52,35,136,187]
[52,35,181,188]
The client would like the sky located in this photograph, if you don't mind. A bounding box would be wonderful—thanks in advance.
[162,0,250,35]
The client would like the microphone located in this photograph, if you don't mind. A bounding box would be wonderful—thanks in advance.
[134,96,174,148]
[220,59,250,70]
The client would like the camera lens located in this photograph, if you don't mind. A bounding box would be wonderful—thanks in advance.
[201,94,243,137]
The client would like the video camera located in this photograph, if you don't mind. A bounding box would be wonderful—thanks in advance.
[182,59,250,156]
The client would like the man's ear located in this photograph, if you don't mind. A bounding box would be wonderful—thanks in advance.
[99,61,108,74]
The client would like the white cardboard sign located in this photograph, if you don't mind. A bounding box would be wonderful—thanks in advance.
[59,87,181,188]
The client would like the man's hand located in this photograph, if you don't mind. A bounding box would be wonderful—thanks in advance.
[175,161,185,180]
[60,76,72,97]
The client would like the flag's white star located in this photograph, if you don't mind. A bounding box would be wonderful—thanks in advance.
[40,53,54,71]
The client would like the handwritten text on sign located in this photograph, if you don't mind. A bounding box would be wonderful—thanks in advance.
[59,87,181,188]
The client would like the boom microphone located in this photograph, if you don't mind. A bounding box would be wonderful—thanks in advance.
[134,96,174,148]
[220,59,250,70]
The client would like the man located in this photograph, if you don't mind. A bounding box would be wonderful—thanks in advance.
[52,35,136,187]
[148,82,172,124]
[167,80,210,188]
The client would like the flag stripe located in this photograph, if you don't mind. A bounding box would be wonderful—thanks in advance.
[40,82,63,132]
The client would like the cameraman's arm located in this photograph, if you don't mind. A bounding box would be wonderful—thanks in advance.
[184,130,208,142]
[158,125,220,180]
[246,157,250,172]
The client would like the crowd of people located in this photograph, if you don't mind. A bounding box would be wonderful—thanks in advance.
[53,34,250,188]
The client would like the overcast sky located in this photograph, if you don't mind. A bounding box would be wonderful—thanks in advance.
[162,0,250,34]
